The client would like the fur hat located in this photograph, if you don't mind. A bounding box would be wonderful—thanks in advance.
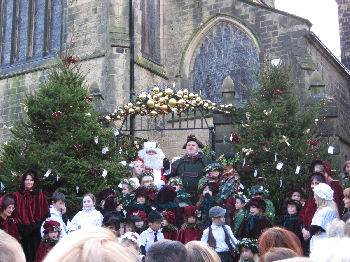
[98,188,115,202]
[182,134,204,149]
[209,206,226,218]
[310,159,332,175]
[314,183,334,201]
[161,210,176,225]
[43,220,61,234]
[283,199,302,214]
[183,206,201,219]
[286,185,305,199]
[134,186,151,200]
[147,210,163,223]
[246,197,267,211]
[130,211,147,222]
[157,185,177,204]
[104,195,122,212]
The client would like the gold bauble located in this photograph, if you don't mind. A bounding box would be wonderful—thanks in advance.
[153,95,159,101]
[150,110,158,117]
[194,93,199,98]
[158,97,165,104]
[135,107,141,113]
[147,99,155,108]
[208,106,212,110]
[128,103,133,108]
[165,88,173,95]
[164,95,169,100]
[196,97,201,102]
[203,102,209,108]
[128,108,135,114]
[139,92,147,100]
[189,93,195,99]
[158,92,163,97]
[141,104,146,109]
[140,112,145,116]
[185,104,190,109]
[155,103,161,109]
[212,103,217,107]
[124,105,129,110]
[153,86,160,94]
[168,98,178,107]
[178,99,185,106]
[177,90,183,97]
[183,95,189,100]
[116,115,122,120]
[136,101,142,106]
[161,104,168,111]
[183,89,189,95]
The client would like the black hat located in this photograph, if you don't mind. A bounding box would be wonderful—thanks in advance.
[147,210,163,223]
[182,134,204,149]
[283,199,302,214]
[246,197,266,211]
[157,185,177,204]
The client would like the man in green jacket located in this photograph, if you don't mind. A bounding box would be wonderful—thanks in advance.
[170,134,213,202]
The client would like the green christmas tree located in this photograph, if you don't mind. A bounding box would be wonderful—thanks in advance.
[0,57,129,215]
[229,60,334,220]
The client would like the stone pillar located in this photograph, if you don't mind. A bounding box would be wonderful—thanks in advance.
[213,76,237,155]
[336,0,350,70]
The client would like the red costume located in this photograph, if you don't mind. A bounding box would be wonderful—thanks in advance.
[163,229,178,240]
[34,240,56,262]
[298,197,317,230]
[0,194,20,241]
[177,225,203,244]
[0,216,20,241]
[12,169,50,262]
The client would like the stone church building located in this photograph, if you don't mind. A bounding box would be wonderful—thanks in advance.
[0,0,350,168]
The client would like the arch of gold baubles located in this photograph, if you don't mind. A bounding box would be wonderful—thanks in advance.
[98,85,237,123]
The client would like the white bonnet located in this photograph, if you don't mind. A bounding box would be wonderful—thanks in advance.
[313,183,334,201]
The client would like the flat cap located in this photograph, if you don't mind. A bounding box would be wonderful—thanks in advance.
[209,206,226,218]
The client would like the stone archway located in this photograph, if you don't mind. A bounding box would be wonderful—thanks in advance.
[181,15,261,104]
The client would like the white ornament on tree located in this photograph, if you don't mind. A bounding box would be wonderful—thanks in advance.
[328,146,334,154]
[254,169,258,177]
[295,166,301,174]
[102,169,108,178]
[276,162,284,170]
[76,186,79,193]
[44,169,52,178]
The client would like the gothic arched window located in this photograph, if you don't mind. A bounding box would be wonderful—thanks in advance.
[0,0,62,75]
[141,0,161,65]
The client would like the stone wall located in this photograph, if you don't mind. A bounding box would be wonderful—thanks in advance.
[1,0,350,165]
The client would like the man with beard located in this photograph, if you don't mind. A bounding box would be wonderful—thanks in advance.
[138,142,168,190]
[170,134,213,201]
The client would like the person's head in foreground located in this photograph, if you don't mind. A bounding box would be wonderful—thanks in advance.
[261,247,298,262]
[43,227,140,262]
[310,237,350,262]
[258,227,303,257]
[145,239,188,262]
[185,241,220,262]
[0,229,25,262]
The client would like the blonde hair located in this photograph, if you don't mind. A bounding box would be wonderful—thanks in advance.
[0,229,26,262]
[185,241,221,262]
[43,227,140,262]
[343,188,350,199]
[314,195,339,219]
[141,176,153,186]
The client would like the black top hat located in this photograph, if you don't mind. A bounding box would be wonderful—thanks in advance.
[147,210,163,223]
[182,134,204,149]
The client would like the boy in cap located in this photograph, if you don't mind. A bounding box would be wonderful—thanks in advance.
[201,206,238,262]
[139,210,164,255]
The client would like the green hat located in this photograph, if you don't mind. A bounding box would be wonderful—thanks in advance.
[203,163,224,173]
[236,238,258,254]
[217,152,239,166]
[248,185,269,197]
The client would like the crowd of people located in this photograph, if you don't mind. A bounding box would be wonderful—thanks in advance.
[1,134,350,262]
